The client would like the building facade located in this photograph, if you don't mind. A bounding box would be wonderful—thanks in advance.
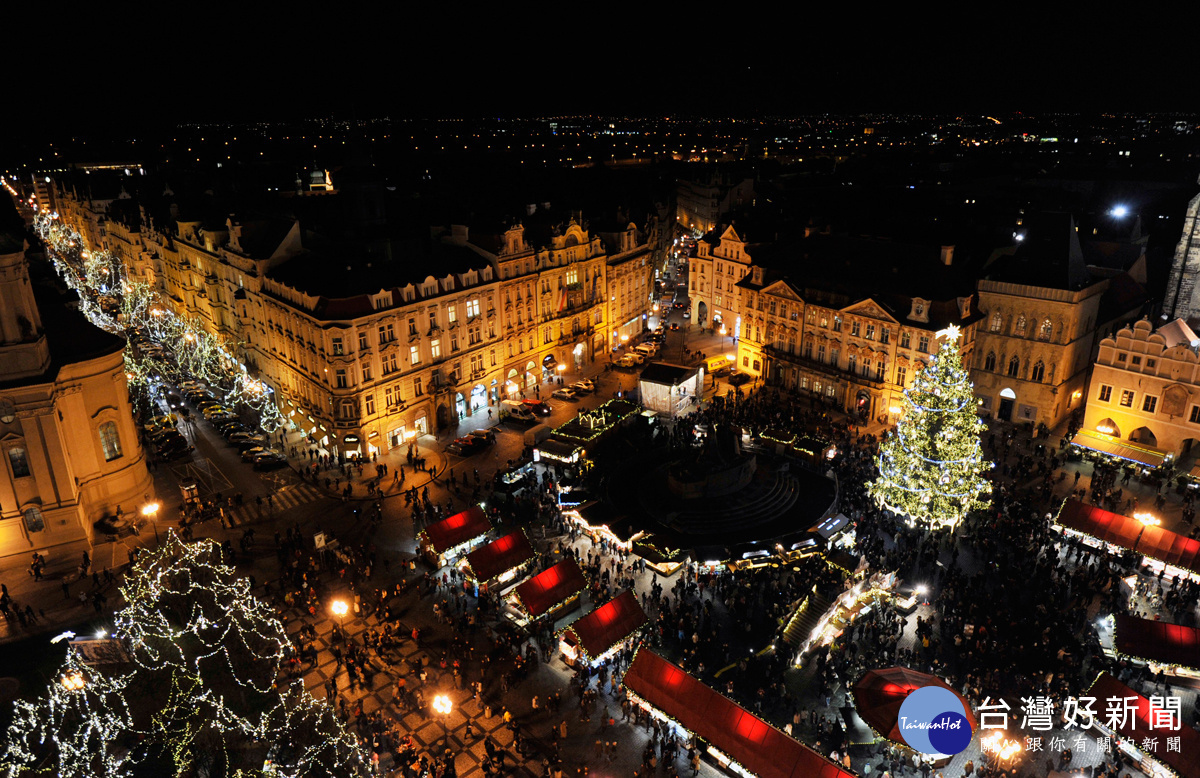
[689,225,751,334]
[675,174,755,237]
[736,263,979,425]
[1162,190,1200,324]
[53,186,656,457]
[0,233,153,558]
[1082,318,1200,458]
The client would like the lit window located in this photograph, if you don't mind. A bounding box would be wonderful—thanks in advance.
[98,421,122,461]
[7,447,30,478]
[410,345,421,365]
[1119,390,1134,408]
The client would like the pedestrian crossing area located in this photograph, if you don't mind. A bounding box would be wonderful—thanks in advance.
[224,483,326,527]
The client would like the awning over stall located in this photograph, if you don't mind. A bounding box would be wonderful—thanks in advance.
[462,531,535,585]
[1071,429,1168,468]
[624,650,854,778]
[1133,524,1200,577]
[1088,673,1200,778]
[512,558,587,618]
[1113,614,1200,669]
[561,590,648,662]
[1055,499,1145,552]
[851,667,976,747]
[419,505,492,556]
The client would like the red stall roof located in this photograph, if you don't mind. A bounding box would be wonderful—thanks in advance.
[852,667,975,746]
[1135,524,1200,576]
[1056,500,1145,552]
[513,558,587,618]
[563,590,648,661]
[1113,614,1200,669]
[1089,672,1200,778]
[625,650,855,778]
[420,505,492,556]
[463,531,535,584]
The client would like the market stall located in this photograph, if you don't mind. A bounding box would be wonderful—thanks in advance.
[1071,428,1171,470]
[1087,672,1200,778]
[459,530,536,593]
[623,648,855,778]
[1132,523,1200,582]
[851,667,975,750]
[418,505,492,567]
[558,589,648,668]
[510,557,587,625]
[1054,500,1200,582]
[788,571,902,664]
[1111,613,1200,680]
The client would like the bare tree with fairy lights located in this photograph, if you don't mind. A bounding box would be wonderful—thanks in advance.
[867,325,992,531]
[1,535,368,777]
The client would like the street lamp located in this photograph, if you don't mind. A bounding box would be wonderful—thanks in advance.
[432,694,453,744]
[141,500,161,545]
[331,600,348,639]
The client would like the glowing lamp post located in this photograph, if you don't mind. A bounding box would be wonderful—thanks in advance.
[433,694,453,743]
[331,599,349,638]
[141,501,161,545]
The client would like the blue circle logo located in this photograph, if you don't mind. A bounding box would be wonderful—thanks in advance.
[896,686,972,755]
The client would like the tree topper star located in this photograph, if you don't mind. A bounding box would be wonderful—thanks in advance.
[936,324,961,343]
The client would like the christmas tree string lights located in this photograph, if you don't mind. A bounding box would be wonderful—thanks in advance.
[867,325,991,531]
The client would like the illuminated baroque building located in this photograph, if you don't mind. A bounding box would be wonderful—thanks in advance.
[53,185,655,458]
[0,230,153,558]
[735,235,981,423]
[970,214,1147,429]
[1082,317,1200,459]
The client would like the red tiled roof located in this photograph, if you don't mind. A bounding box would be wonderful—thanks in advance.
[1056,500,1145,551]
[624,650,855,778]
[1113,614,1200,669]
[513,558,586,618]
[420,505,491,555]
[563,590,648,661]
[463,531,535,585]
[1088,672,1200,778]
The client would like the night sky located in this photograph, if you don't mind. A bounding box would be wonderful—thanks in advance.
[19,11,1200,140]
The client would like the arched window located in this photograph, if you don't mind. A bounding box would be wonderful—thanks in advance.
[984,352,997,371]
[990,311,1002,333]
[1030,361,1045,382]
[98,421,122,462]
[1015,315,1028,336]
[23,506,44,533]
[7,447,30,479]
[1007,355,1021,377]
[1039,319,1053,341]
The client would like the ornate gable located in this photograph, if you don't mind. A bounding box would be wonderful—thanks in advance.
[842,298,898,323]
[762,280,803,302]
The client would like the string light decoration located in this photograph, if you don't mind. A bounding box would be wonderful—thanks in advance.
[3,534,369,776]
[0,647,137,777]
[867,325,991,531]
[33,217,286,435]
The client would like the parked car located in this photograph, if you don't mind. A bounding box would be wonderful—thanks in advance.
[447,437,483,456]
[241,446,268,462]
[670,323,680,331]
[236,437,269,452]
[226,430,262,444]
[202,405,235,419]
[614,355,638,368]
[682,311,691,319]
[571,380,594,394]
[728,372,752,386]
[521,400,552,417]
[468,429,497,445]
[552,387,578,401]
[252,451,288,470]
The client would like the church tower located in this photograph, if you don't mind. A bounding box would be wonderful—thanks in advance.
[0,234,51,381]
[1162,190,1200,323]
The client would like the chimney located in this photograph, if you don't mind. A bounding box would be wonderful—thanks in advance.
[940,245,955,266]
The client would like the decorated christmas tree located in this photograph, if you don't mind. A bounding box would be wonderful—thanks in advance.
[868,325,991,530]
